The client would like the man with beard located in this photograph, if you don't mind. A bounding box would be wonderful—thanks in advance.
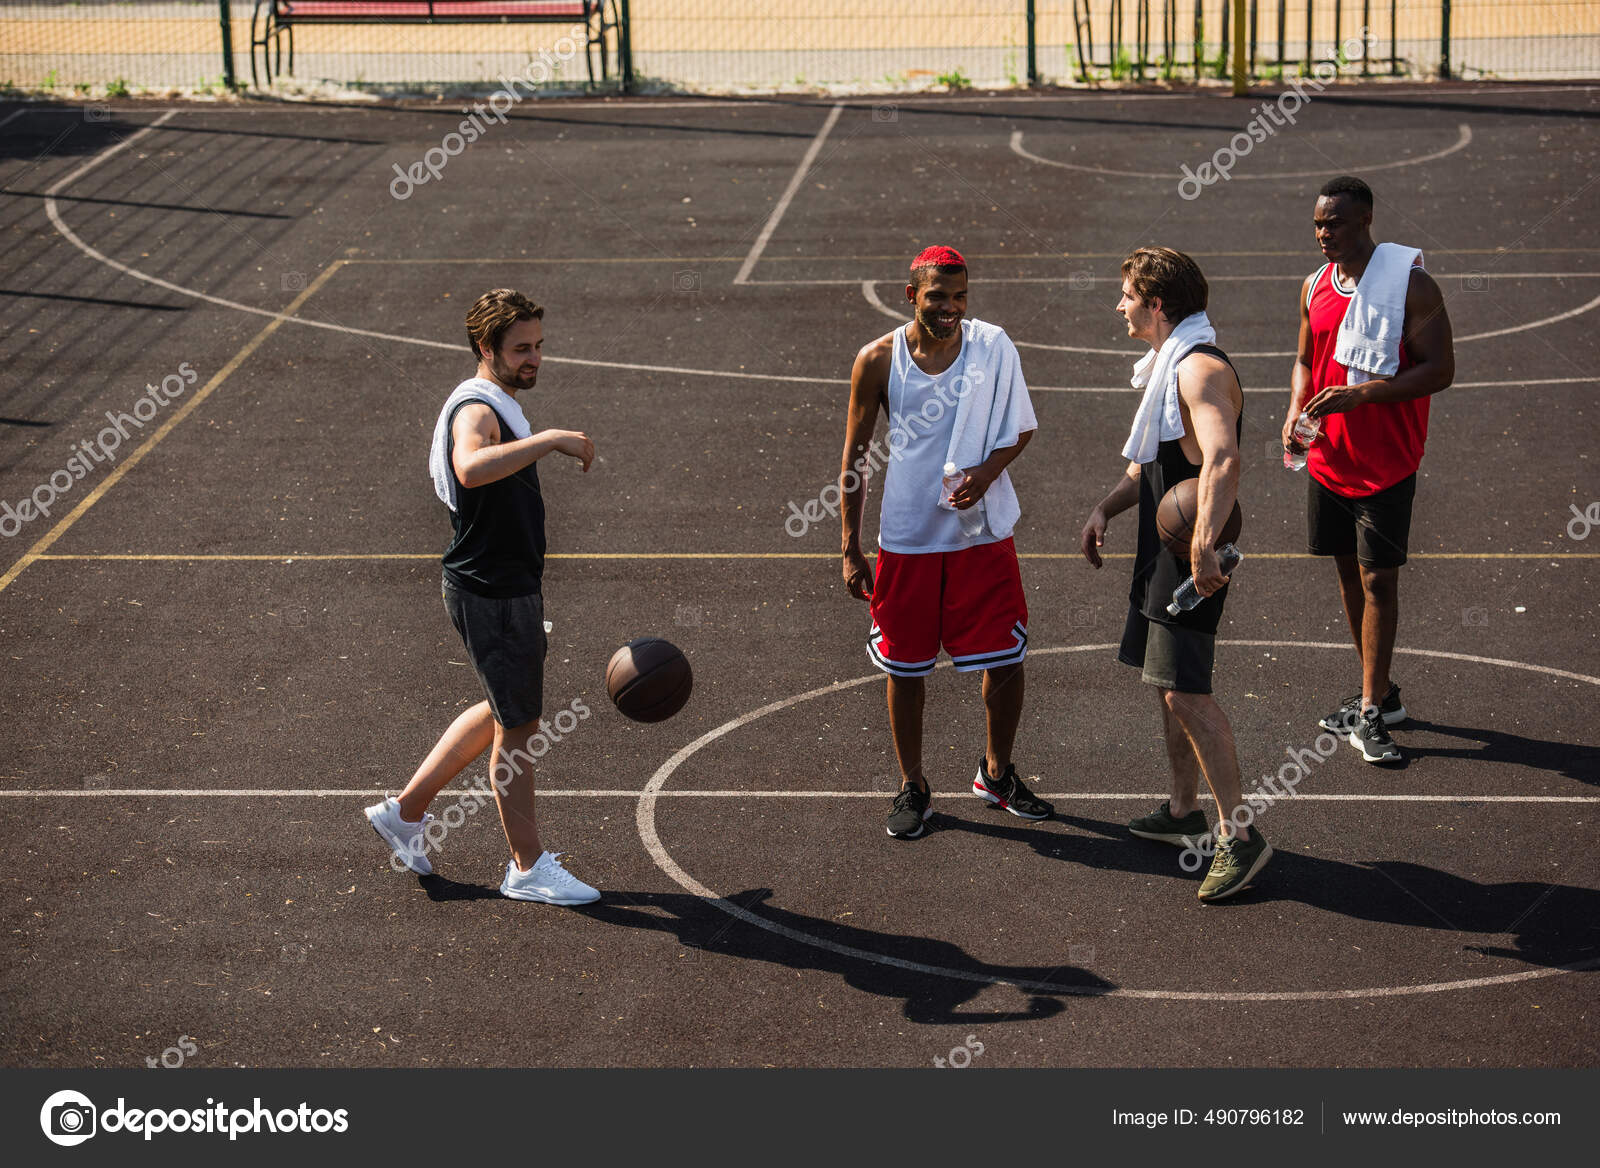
[839,246,1048,839]
[365,288,601,904]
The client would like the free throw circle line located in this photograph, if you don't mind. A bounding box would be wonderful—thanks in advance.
[1008,123,1472,180]
[637,641,1600,1001]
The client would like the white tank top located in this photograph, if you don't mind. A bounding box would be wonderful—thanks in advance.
[877,325,1001,554]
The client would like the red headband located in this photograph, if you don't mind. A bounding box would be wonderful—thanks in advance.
[910,245,966,271]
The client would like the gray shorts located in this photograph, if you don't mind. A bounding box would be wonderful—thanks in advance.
[1118,603,1216,695]
[442,577,546,728]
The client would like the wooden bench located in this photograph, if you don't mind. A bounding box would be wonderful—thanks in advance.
[249,1,621,90]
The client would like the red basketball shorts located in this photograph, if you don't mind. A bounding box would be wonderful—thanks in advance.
[867,538,1028,678]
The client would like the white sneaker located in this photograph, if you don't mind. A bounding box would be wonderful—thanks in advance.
[364,797,434,875]
[499,851,600,905]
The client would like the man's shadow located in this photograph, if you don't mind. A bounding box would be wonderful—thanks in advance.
[1027,811,1600,970]
[412,873,1108,1025]
[1401,719,1598,785]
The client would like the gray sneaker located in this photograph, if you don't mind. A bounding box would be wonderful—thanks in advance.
[887,783,932,839]
[1349,706,1403,764]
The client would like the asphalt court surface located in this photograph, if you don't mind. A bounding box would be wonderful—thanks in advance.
[1,85,1597,1067]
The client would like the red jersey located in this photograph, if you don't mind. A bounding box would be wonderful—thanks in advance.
[1305,260,1429,497]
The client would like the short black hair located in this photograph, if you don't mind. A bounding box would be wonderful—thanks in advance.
[1319,175,1373,208]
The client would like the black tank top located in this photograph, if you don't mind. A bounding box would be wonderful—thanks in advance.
[441,400,546,598]
[1129,344,1244,633]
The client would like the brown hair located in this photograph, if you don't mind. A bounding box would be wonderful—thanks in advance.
[1120,247,1208,323]
[465,288,544,361]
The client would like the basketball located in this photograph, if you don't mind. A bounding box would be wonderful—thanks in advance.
[1154,477,1243,553]
[606,637,692,723]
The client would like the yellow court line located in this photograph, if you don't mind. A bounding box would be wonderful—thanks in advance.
[0,261,348,598]
[30,552,1600,563]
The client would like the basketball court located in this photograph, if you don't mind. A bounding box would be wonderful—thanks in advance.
[1,84,1596,1068]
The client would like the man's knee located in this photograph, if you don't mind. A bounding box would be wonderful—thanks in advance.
[1359,565,1399,603]
[984,662,1022,689]
[886,674,925,698]
[1163,687,1220,723]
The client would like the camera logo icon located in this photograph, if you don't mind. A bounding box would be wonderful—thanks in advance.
[672,269,701,292]
[40,1090,97,1146]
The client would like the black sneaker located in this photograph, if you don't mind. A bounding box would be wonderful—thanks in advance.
[1349,706,1403,764]
[886,783,932,839]
[1318,682,1406,732]
[1128,800,1210,849]
[972,759,1053,820]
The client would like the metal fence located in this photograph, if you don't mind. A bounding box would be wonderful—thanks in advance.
[1,1,1597,96]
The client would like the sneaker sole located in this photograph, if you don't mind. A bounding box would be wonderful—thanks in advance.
[972,780,1052,821]
[1349,730,1403,764]
[499,885,601,905]
[887,806,933,839]
[1129,826,1209,848]
[365,805,433,876]
[1198,841,1275,902]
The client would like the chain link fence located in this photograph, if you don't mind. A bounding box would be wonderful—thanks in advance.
[1,1,1596,96]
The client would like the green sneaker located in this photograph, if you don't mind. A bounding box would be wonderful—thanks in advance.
[1128,800,1210,848]
[1197,829,1273,903]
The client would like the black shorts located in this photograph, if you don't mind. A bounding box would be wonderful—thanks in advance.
[1118,603,1216,694]
[442,577,546,729]
[1307,472,1416,569]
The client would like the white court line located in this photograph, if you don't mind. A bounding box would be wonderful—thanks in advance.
[733,101,842,285]
[635,640,1600,1002]
[4,789,1595,802]
[38,110,1600,387]
[1009,123,1473,180]
[858,275,1600,358]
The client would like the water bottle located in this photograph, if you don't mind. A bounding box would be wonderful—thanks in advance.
[1283,412,1321,471]
[940,461,985,538]
[1167,543,1243,616]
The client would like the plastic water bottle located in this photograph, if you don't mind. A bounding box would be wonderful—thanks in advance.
[1167,543,1243,616]
[1283,412,1321,471]
[940,461,985,538]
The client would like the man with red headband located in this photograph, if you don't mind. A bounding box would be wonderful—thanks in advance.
[839,246,1047,839]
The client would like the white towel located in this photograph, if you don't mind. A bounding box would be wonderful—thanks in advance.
[428,377,533,511]
[1121,311,1216,464]
[943,318,1038,540]
[1335,242,1423,383]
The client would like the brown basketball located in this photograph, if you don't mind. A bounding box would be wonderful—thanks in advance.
[606,637,692,723]
[1154,477,1242,553]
